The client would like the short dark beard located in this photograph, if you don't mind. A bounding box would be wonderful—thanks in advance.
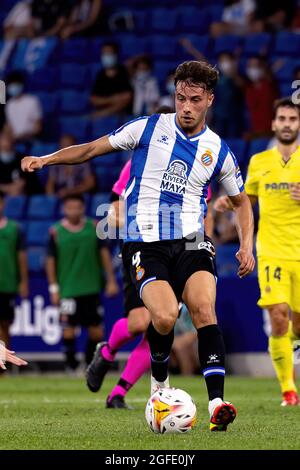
[276,132,299,145]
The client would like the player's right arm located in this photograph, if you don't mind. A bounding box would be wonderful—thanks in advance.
[21,117,148,173]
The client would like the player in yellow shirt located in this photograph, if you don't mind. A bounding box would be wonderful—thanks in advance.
[215,98,300,406]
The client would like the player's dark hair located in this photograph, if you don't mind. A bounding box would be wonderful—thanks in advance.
[174,61,219,92]
[101,41,119,55]
[6,70,25,85]
[155,105,173,114]
[62,194,85,205]
[273,97,300,119]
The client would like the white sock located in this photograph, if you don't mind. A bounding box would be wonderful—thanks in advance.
[208,397,223,417]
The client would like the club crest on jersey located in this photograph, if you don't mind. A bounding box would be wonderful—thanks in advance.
[201,150,213,166]
[136,266,145,281]
[160,160,188,195]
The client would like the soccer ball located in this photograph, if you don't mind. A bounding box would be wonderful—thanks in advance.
[145,387,197,434]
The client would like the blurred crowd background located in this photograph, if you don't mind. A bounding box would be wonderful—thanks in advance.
[0,0,299,372]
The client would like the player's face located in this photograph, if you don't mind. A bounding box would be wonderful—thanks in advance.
[272,106,300,144]
[175,81,214,136]
[63,200,85,224]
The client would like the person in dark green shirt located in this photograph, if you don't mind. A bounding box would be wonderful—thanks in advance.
[0,190,29,350]
[46,194,118,371]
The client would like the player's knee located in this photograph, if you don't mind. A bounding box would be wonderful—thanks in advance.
[154,308,178,334]
[269,306,289,336]
[128,308,150,334]
[189,302,216,328]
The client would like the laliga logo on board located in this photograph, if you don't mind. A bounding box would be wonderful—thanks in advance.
[201,149,213,166]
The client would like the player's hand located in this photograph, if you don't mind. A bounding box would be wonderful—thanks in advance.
[235,248,255,278]
[0,344,28,370]
[19,280,29,298]
[105,279,119,297]
[290,183,300,201]
[213,195,232,213]
[21,156,44,173]
[50,292,60,306]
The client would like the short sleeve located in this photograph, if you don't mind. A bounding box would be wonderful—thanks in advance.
[244,155,259,197]
[217,149,244,196]
[108,117,148,151]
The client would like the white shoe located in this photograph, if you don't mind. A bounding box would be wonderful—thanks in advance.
[151,375,170,395]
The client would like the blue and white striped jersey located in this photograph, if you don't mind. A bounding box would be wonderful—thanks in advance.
[109,113,244,243]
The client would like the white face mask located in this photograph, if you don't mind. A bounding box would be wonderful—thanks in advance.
[247,67,263,82]
[219,60,234,76]
[0,151,15,163]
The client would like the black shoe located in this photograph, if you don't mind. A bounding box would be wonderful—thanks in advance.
[86,342,112,393]
[106,395,133,409]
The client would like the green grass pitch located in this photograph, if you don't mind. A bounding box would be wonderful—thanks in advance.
[0,374,299,450]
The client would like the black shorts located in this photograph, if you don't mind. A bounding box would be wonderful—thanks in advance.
[0,293,16,323]
[60,294,103,328]
[122,233,217,302]
[123,266,144,316]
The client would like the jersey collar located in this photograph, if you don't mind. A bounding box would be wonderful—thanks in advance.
[273,145,300,167]
[174,115,207,141]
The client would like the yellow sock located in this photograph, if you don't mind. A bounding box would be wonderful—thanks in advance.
[269,333,297,394]
[288,321,300,342]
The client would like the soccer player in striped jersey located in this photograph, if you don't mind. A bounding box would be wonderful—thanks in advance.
[22,60,255,431]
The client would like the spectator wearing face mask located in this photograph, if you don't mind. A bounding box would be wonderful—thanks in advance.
[130,55,160,116]
[159,71,176,112]
[212,52,245,138]
[90,42,133,118]
[4,71,43,145]
[245,56,278,138]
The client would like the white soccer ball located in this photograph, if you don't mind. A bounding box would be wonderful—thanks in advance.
[145,387,197,434]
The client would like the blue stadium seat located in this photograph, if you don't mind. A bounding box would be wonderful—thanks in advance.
[60,90,89,114]
[90,193,111,218]
[4,196,27,220]
[62,39,88,62]
[178,35,210,59]
[27,67,59,92]
[214,35,242,55]
[27,196,57,220]
[226,139,248,165]
[243,33,272,57]
[279,82,293,98]
[119,35,148,59]
[248,138,270,158]
[274,58,300,81]
[60,116,90,142]
[95,167,120,192]
[274,32,300,57]
[154,60,178,84]
[177,7,210,34]
[150,9,178,32]
[216,244,240,277]
[91,116,120,140]
[31,142,57,157]
[26,221,53,247]
[149,35,177,58]
[35,92,59,115]
[92,152,122,167]
[28,247,46,273]
[60,64,88,89]
[207,5,223,22]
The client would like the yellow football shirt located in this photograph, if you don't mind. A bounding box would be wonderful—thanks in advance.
[245,146,300,260]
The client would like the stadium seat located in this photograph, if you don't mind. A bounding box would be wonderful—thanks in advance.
[62,39,88,63]
[177,7,210,34]
[248,138,270,158]
[150,8,178,32]
[60,90,89,114]
[119,35,148,59]
[90,193,111,218]
[279,82,293,98]
[27,67,59,92]
[92,151,122,167]
[226,139,248,165]
[59,116,90,143]
[273,58,300,81]
[26,221,53,247]
[95,167,121,192]
[154,60,178,84]
[214,35,242,55]
[178,35,210,60]
[27,195,57,220]
[31,142,57,157]
[60,64,88,89]
[27,247,46,273]
[150,35,177,58]
[35,92,59,115]
[243,33,272,57]
[207,4,224,22]
[274,32,300,57]
[4,196,27,220]
[91,116,120,140]
[216,244,240,277]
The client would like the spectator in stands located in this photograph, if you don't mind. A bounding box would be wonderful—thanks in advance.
[31,0,73,37]
[130,55,160,116]
[159,70,176,111]
[245,56,278,138]
[253,0,296,32]
[4,71,43,145]
[60,0,103,39]
[0,190,28,351]
[0,132,42,196]
[46,134,95,198]
[90,42,133,117]
[3,0,33,39]
[210,0,256,37]
[212,52,245,138]
[170,305,199,376]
